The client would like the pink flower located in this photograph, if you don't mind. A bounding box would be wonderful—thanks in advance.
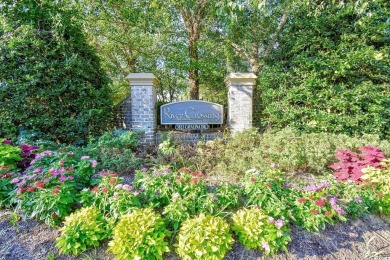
[59,176,66,182]
[81,156,90,160]
[122,184,132,191]
[43,178,51,183]
[354,196,362,203]
[52,171,59,177]
[10,178,19,184]
[91,160,97,168]
[68,176,74,180]
[268,217,275,223]
[141,167,148,172]
[262,241,270,252]
[275,219,285,229]
[115,184,123,190]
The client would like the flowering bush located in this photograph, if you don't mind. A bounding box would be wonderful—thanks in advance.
[176,214,234,260]
[8,150,98,226]
[108,208,170,259]
[331,146,385,183]
[231,208,291,255]
[244,168,295,219]
[80,171,141,219]
[291,180,348,231]
[56,206,108,255]
[135,167,208,215]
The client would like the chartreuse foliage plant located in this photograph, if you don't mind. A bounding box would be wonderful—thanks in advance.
[0,139,22,169]
[231,208,291,255]
[108,208,170,260]
[56,206,108,255]
[362,159,390,214]
[176,214,234,260]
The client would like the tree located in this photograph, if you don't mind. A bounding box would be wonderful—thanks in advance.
[259,0,390,138]
[0,0,112,143]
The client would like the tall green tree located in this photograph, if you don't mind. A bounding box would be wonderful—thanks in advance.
[0,0,112,143]
[259,0,390,138]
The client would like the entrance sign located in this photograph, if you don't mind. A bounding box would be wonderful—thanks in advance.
[161,101,223,125]
[175,124,210,130]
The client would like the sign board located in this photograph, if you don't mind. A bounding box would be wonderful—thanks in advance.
[175,124,210,130]
[161,101,223,125]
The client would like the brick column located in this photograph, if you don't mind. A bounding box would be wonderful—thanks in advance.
[225,73,257,133]
[126,73,158,144]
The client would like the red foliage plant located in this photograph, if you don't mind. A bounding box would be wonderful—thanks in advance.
[331,146,385,183]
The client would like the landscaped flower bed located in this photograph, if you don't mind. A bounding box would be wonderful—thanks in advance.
[0,136,389,259]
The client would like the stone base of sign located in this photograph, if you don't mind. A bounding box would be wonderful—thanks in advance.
[225,73,257,134]
[126,73,158,144]
[156,132,223,145]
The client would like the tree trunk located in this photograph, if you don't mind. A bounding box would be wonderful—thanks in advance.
[189,35,199,100]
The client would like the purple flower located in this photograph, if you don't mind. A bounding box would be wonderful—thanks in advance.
[16,189,21,195]
[212,196,219,202]
[91,160,97,168]
[268,217,275,223]
[43,178,51,183]
[141,167,148,172]
[33,167,43,174]
[122,184,132,191]
[275,219,285,229]
[17,180,26,187]
[68,176,74,180]
[52,171,59,177]
[262,241,270,252]
[10,178,19,184]
[57,168,65,175]
[305,184,317,192]
[163,168,170,173]
[2,139,11,144]
[92,174,99,178]
[333,205,345,215]
[329,197,338,206]
[59,176,67,182]
[354,196,363,203]
[115,184,123,190]
[81,156,90,160]
[166,180,171,185]
[283,183,291,187]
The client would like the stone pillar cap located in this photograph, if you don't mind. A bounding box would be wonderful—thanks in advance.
[126,73,159,86]
[225,73,257,86]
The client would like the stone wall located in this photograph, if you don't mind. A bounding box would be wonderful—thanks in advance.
[156,132,223,144]
[115,96,132,130]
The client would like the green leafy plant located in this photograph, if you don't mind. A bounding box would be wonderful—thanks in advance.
[176,214,234,260]
[231,207,291,255]
[0,139,22,169]
[56,206,108,255]
[108,208,170,260]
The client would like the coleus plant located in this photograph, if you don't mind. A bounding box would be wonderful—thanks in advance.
[331,146,385,183]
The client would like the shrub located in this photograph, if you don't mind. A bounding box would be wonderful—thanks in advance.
[108,208,170,260]
[259,1,389,139]
[362,159,390,214]
[176,214,234,260]
[0,139,22,169]
[0,0,112,144]
[9,150,98,226]
[73,131,141,173]
[231,208,291,255]
[331,146,386,183]
[80,171,141,219]
[244,168,295,220]
[56,206,108,255]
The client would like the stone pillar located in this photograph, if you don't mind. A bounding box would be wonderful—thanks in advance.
[126,73,158,144]
[225,73,257,133]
